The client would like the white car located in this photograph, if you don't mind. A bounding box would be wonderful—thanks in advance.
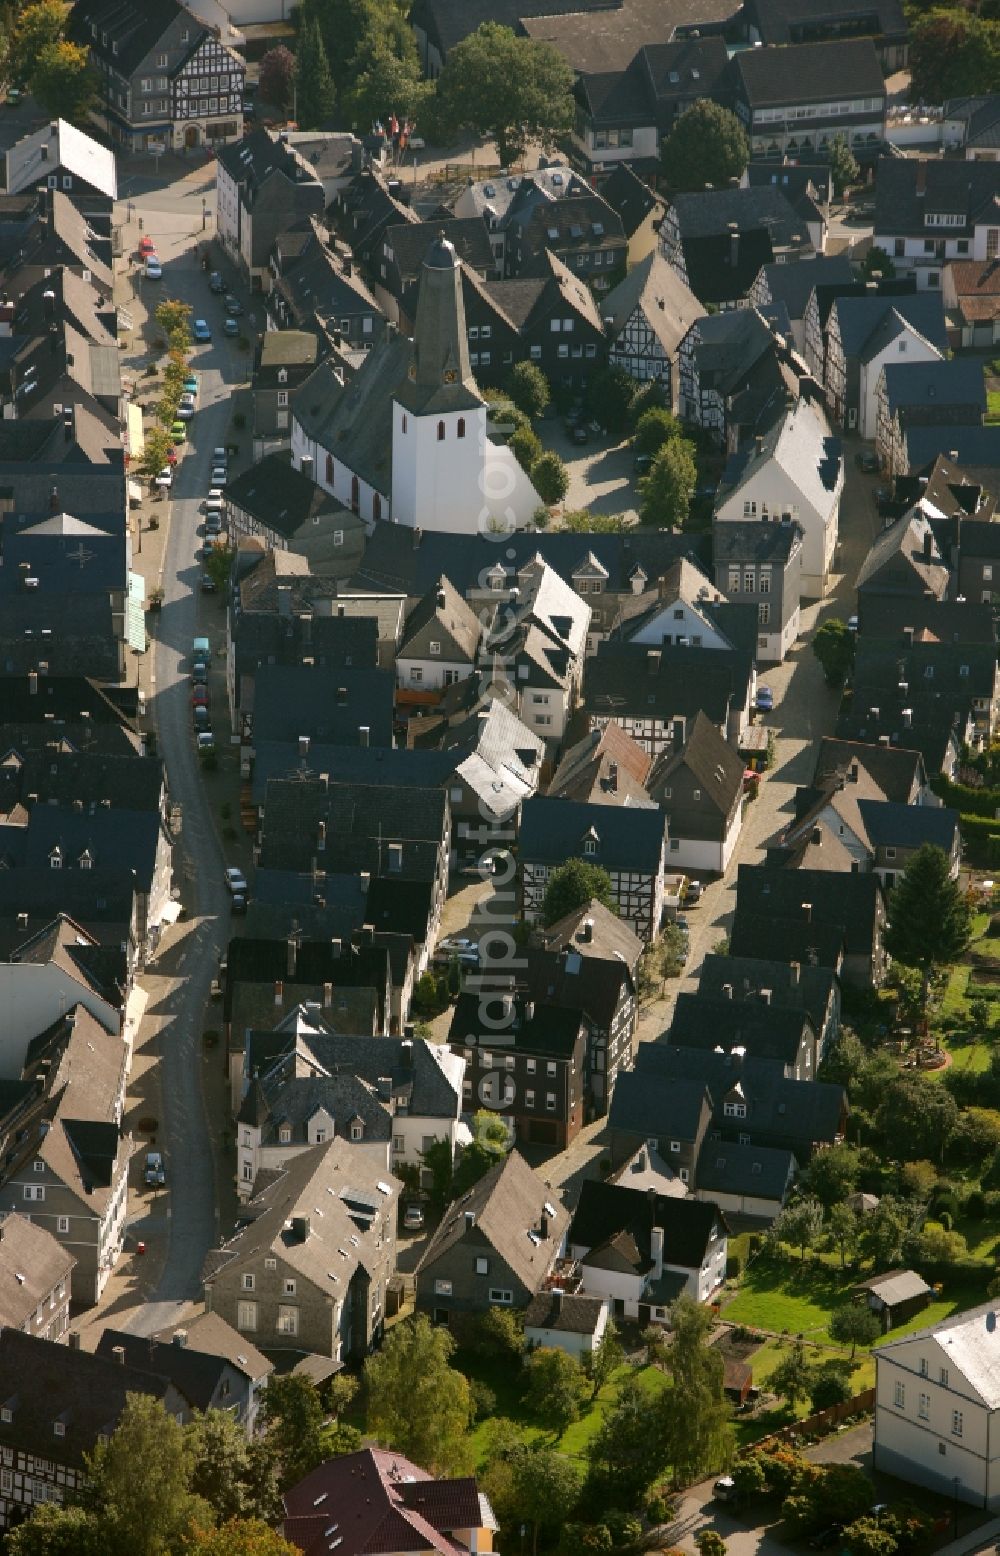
[176,401,195,420]
[212,446,227,465]
[225,867,248,894]
[210,467,227,486]
[145,257,162,279]
[154,467,173,487]
[208,487,224,502]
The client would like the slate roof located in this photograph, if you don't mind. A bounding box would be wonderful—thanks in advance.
[670,186,810,246]
[0,1213,73,1329]
[696,1140,795,1200]
[417,1149,568,1294]
[94,1329,251,1412]
[524,1290,607,1334]
[729,909,846,970]
[585,640,751,730]
[691,306,779,395]
[875,158,1000,238]
[736,37,884,105]
[570,1179,727,1270]
[70,0,191,74]
[398,576,482,663]
[811,736,926,802]
[603,250,703,361]
[450,995,586,1059]
[712,518,803,565]
[293,332,411,497]
[881,358,986,418]
[682,227,783,305]
[519,794,664,872]
[636,1041,846,1144]
[904,424,1000,470]
[717,398,841,515]
[698,951,837,1029]
[855,506,949,598]
[385,217,495,280]
[512,194,626,269]
[735,865,882,956]
[153,1312,272,1382]
[252,664,395,747]
[535,896,644,969]
[754,254,854,321]
[647,710,745,823]
[669,991,816,1066]
[547,722,652,805]
[519,0,742,74]
[204,1138,399,1291]
[600,163,662,237]
[856,798,959,852]
[609,1071,710,1141]
[748,0,906,44]
[226,453,351,539]
[831,290,949,359]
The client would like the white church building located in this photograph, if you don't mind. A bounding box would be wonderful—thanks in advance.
[290,232,541,534]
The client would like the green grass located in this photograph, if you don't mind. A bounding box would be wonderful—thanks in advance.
[722,1254,857,1341]
[988,389,1000,424]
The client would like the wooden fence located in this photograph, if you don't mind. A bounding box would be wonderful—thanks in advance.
[741,1388,876,1455]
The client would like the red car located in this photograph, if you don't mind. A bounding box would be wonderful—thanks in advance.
[166,447,179,466]
[191,686,209,708]
[138,236,155,257]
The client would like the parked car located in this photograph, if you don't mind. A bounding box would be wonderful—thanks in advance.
[190,661,208,684]
[403,1203,425,1231]
[196,730,215,752]
[154,467,173,488]
[183,374,198,396]
[756,685,774,713]
[231,891,247,915]
[191,686,209,707]
[144,1151,165,1186]
[177,394,196,419]
[571,424,589,446]
[145,257,162,279]
[225,867,248,895]
[634,452,652,476]
[848,614,859,633]
[210,467,227,487]
[855,449,879,474]
[224,295,243,316]
[193,318,212,342]
[165,447,179,466]
[139,235,155,257]
[685,879,704,905]
[193,704,210,728]
[212,447,228,467]
[713,1478,737,1505]
[170,422,187,443]
[223,318,239,338]
[201,573,217,593]
[209,271,224,294]
[433,936,478,964]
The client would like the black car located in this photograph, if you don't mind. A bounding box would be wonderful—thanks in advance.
[209,271,224,294]
[224,295,243,316]
[571,424,589,446]
[201,573,217,593]
[854,450,879,474]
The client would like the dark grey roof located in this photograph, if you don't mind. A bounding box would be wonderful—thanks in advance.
[518,795,665,872]
[691,307,777,394]
[695,1139,795,1199]
[608,1070,710,1141]
[216,129,320,193]
[226,453,350,539]
[70,0,191,74]
[647,709,745,821]
[856,798,959,852]
[600,163,661,236]
[880,358,986,416]
[669,990,816,1066]
[698,952,837,1032]
[754,254,854,320]
[811,736,926,802]
[670,185,809,244]
[712,518,803,564]
[736,38,884,105]
[385,218,495,281]
[94,1330,239,1412]
[832,290,948,359]
[747,0,906,45]
[585,639,751,728]
[875,158,1000,238]
[904,425,1000,470]
[735,864,882,954]
[517,0,742,74]
[570,1179,727,1270]
[729,909,846,970]
[637,1041,846,1145]
[399,576,482,663]
[524,1291,607,1334]
[252,664,395,747]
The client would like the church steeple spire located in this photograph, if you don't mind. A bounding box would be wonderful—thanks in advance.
[396,231,483,417]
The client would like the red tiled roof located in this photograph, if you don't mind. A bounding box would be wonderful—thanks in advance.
[283,1449,485,1556]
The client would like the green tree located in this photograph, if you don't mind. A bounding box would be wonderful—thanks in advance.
[509,423,544,475]
[769,1341,812,1406]
[585,1374,670,1511]
[660,99,749,191]
[885,844,972,1010]
[909,10,1000,101]
[294,11,336,129]
[827,1202,859,1269]
[828,135,860,197]
[434,23,575,166]
[506,360,550,419]
[82,1393,209,1556]
[451,1110,511,1197]
[8,0,69,89]
[829,1304,881,1360]
[806,1144,861,1208]
[206,543,235,595]
[365,1314,473,1475]
[542,858,616,926]
[346,45,432,131]
[661,1295,734,1484]
[912,1221,967,1263]
[639,436,697,528]
[531,451,569,506]
[841,1517,898,1556]
[155,298,193,345]
[471,1306,525,1360]
[772,1196,823,1260]
[637,924,687,999]
[811,618,855,686]
[876,1074,959,1165]
[584,1320,624,1400]
[810,1359,854,1412]
[484,1443,581,1555]
[186,1409,281,1525]
[525,1347,587,1435]
[183,1523,300,1556]
[634,407,680,458]
[260,1375,329,1489]
[585,367,636,438]
[695,1532,728,1556]
[863,1195,911,1270]
[863,246,896,281]
[139,428,175,478]
[30,39,94,121]
[5,1506,101,1556]
[258,45,295,109]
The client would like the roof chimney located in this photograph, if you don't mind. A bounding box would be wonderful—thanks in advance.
[464,1210,476,1229]
[287,937,298,977]
[650,1224,664,1279]
[359,725,369,747]
[801,902,812,923]
[789,961,800,986]
[68,1331,80,1351]
[923,532,933,563]
[173,1330,188,1348]
[647,648,661,675]
[48,485,58,514]
[292,1214,311,1241]
[728,220,739,267]
[112,1345,126,1366]
[580,917,594,944]
[274,978,284,1005]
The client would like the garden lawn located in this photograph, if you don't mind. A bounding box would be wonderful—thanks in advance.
[722,1255,857,1341]
[988,389,1000,424]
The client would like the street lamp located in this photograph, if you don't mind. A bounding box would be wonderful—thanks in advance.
[202,197,209,230]
[953,1476,961,1539]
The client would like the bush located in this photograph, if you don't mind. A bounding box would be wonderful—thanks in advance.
[469,1379,497,1421]
[507,360,550,419]
[726,1253,742,1279]
[605,1511,642,1547]
[938,1210,953,1231]
[966,1189,987,1220]
[971,998,992,1028]
[810,1362,854,1412]
[645,1495,672,1525]
[531,450,569,505]
[509,424,543,474]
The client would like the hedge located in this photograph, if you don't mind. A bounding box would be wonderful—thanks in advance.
[932,774,1000,818]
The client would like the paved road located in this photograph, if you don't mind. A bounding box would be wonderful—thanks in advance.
[121,203,243,1336]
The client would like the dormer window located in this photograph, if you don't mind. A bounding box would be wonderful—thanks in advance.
[278,1126,291,1144]
[78,850,92,870]
[584,839,597,856]
[351,1121,364,1140]
[53,1421,65,1437]
[278,368,288,383]
[48,848,61,870]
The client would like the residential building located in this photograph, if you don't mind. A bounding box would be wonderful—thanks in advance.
[734,39,886,163]
[95,1324,272,1434]
[0,1329,194,1529]
[712,518,804,663]
[854,504,950,603]
[942,258,1000,348]
[646,711,746,874]
[282,1448,497,1556]
[586,638,755,756]
[519,796,666,941]
[668,991,820,1078]
[547,723,651,806]
[450,994,588,1150]
[876,359,986,477]
[698,952,840,1056]
[809,735,934,807]
[415,1150,569,1323]
[679,308,811,450]
[70,0,244,153]
[525,899,643,1116]
[150,1311,273,1433]
[395,577,482,698]
[505,191,627,292]
[822,288,948,435]
[203,1139,401,1360]
[942,96,1000,160]
[524,1291,608,1356]
[481,559,590,744]
[291,233,542,533]
[603,251,703,407]
[607,1071,712,1179]
[568,1180,729,1313]
[252,332,318,459]
[749,253,855,354]
[0,1213,74,1344]
[1,120,117,216]
[873,1302,1000,1507]
[380,216,498,315]
[458,247,608,390]
[689,1140,797,1218]
[225,454,358,556]
[660,187,817,310]
[216,129,325,291]
[873,159,1000,292]
[601,163,666,265]
[733,864,887,987]
[743,0,908,70]
[266,218,386,352]
[235,1012,465,1198]
[848,638,1000,760]
[713,398,843,597]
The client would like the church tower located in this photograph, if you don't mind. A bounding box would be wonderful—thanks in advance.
[391,233,541,534]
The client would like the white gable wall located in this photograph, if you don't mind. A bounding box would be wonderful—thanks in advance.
[874,1330,1000,1506]
[858,328,943,439]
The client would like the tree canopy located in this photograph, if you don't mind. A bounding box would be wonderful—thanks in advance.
[7,0,70,89]
[660,99,749,191]
[639,437,697,528]
[294,10,336,129]
[258,47,295,110]
[811,618,855,686]
[82,1393,209,1556]
[506,360,550,419]
[829,1303,881,1359]
[885,843,971,976]
[433,23,575,166]
[542,858,616,926]
[364,1314,473,1476]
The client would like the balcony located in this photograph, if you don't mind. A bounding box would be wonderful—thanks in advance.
[542,1259,582,1294]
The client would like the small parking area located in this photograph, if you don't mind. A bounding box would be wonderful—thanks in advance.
[538,414,641,519]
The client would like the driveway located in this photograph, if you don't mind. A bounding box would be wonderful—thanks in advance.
[118,200,248,1336]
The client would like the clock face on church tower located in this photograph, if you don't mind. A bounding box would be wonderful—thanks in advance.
[443,370,457,383]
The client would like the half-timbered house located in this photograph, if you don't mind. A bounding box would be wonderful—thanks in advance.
[518,796,667,941]
[604,252,703,410]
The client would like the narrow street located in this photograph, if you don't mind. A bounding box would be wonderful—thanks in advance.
[115,181,246,1336]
